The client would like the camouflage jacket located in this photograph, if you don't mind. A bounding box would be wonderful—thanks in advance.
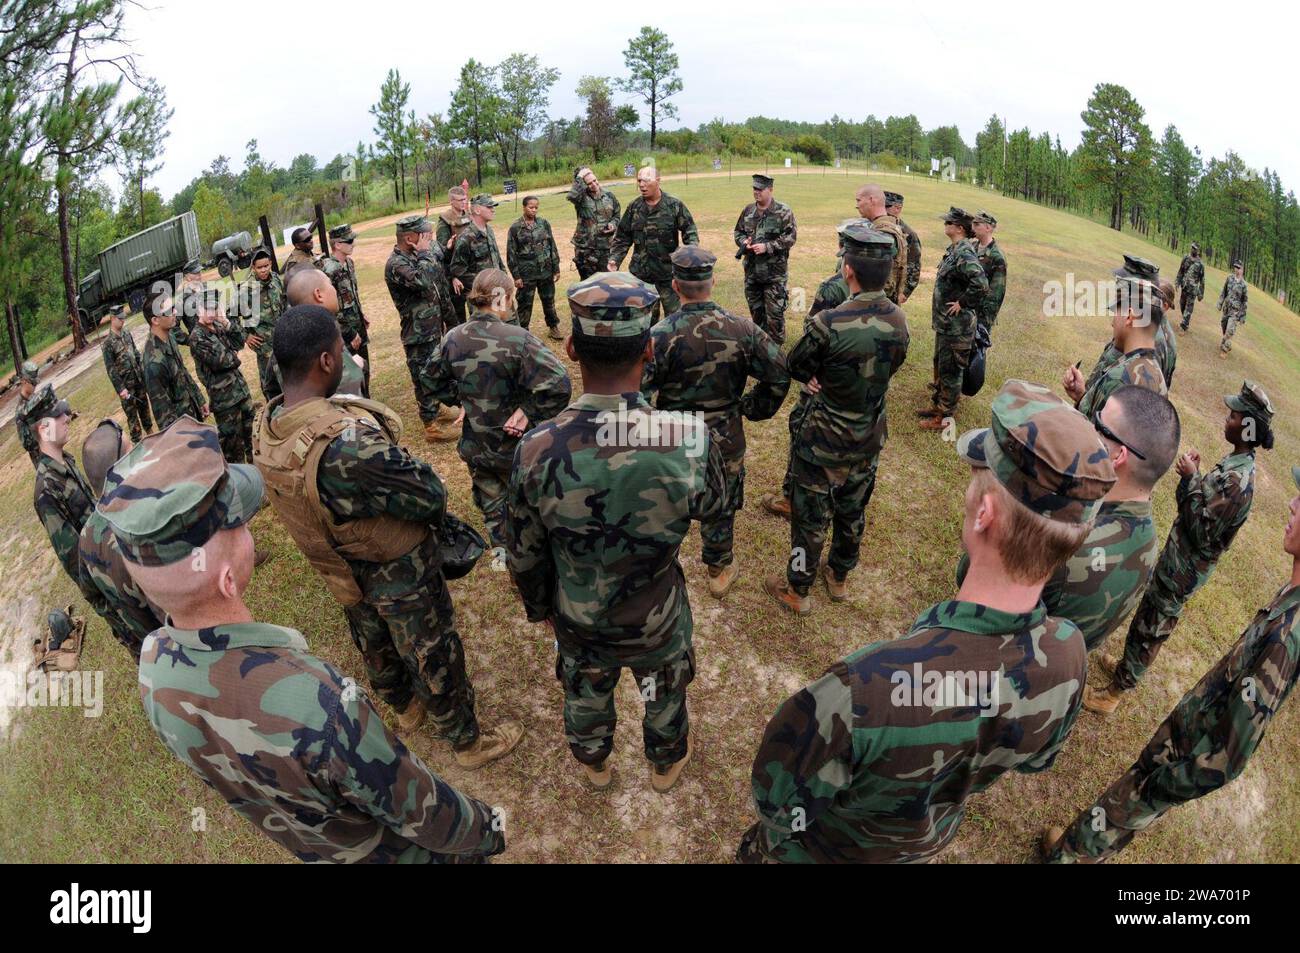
[608,193,699,283]
[898,217,922,299]
[1147,450,1255,616]
[175,282,205,345]
[787,291,910,468]
[506,217,560,282]
[810,268,849,317]
[281,247,320,278]
[737,598,1085,863]
[566,180,621,255]
[448,222,503,286]
[384,245,451,346]
[1218,275,1248,317]
[1075,346,1166,418]
[1091,323,1177,394]
[14,392,39,463]
[419,309,572,472]
[143,331,206,428]
[1176,255,1204,297]
[321,256,365,348]
[975,238,1007,328]
[33,451,95,585]
[189,320,251,412]
[733,200,798,282]
[642,301,790,463]
[79,509,160,658]
[437,208,473,257]
[238,272,286,359]
[931,239,988,336]
[505,391,727,665]
[138,621,504,863]
[955,500,1156,652]
[101,327,145,392]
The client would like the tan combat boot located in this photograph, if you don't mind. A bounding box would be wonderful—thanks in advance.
[650,735,693,794]
[764,575,811,616]
[918,414,948,432]
[761,493,792,520]
[1040,826,1066,859]
[821,564,848,602]
[435,405,460,423]
[916,406,942,419]
[424,419,460,443]
[582,760,613,790]
[454,720,525,769]
[1083,683,1123,716]
[396,696,426,733]
[707,559,740,598]
[1094,652,1120,678]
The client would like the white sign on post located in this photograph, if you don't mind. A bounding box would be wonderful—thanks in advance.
[784,157,792,168]
[282,224,311,247]
[342,159,356,182]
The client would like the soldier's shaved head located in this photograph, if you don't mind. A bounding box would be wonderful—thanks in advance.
[127,526,254,622]
[637,166,663,202]
[638,166,660,182]
[856,184,886,219]
[286,266,338,312]
[1102,387,1180,491]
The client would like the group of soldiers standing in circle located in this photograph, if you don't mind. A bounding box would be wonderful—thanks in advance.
[12,163,1297,864]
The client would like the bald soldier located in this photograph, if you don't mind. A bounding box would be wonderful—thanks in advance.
[853,183,907,305]
[607,166,699,320]
[885,191,921,302]
[738,380,1114,863]
[286,267,367,397]
[105,420,507,864]
[733,173,798,343]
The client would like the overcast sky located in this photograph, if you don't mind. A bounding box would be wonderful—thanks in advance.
[123,0,1296,198]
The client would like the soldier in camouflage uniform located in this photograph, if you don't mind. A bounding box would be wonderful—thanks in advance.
[971,211,1007,333]
[505,272,728,792]
[642,247,790,598]
[885,191,921,303]
[918,207,987,430]
[567,167,620,280]
[189,290,254,464]
[437,186,473,324]
[174,260,205,345]
[100,420,506,863]
[1087,381,1274,715]
[607,166,699,320]
[806,218,861,318]
[733,174,798,344]
[238,249,287,402]
[1044,464,1300,863]
[738,379,1115,863]
[12,360,42,466]
[1175,242,1204,331]
[506,196,562,336]
[420,269,571,550]
[255,305,521,768]
[141,288,207,429]
[322,224,369,397]
[385,214,459,443]
[100,308,152,442]
[855,183,907,305]
[448,194,504,326]
[280,226,319,279]
[764,225,910,615]
[1218,259,1249,356]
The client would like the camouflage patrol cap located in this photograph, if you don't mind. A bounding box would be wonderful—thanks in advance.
[471,193,499,208]
[956,379,1116,525]
[19,361,39,384]
[567,272,658,337]
[751,174,774,189]
[1232,259,1244,269]
[98,417,264,566]
[395,214,432,235]
[838,222,895,259]
[1190,241,1200,253]
[670,245,717,281]
[183,259,202,275]
[26,385,69,423]
[972,210,998,227]
[1224,380,1274,424]
[941,206,973,225]
[329,224,356,243]
[884,191,904,206]
[1114,254,1159,282]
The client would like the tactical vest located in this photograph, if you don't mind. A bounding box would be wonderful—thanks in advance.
[252,395,429,606]
[871,215,909,303]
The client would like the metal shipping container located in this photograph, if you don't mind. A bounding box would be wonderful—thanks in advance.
[97,212,201,296]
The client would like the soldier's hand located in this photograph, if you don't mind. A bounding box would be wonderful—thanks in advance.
[806,376,822,395]
[350,334,362,350]
[553,270,560,281]
[750,242,767,255]
[605,261,617,271]
[504,407,530,437]
[452,278,464,295]
[897,294,908,305]
[119,389,130,399]
[514,278,524,290]
[944,300,961,316]
[200,404,209,419]
[1062,365,1085,401]
[247,333,264,350]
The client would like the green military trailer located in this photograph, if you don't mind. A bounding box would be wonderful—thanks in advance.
[76,211,201,331]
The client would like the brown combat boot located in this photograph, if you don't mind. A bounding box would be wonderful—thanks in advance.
[454,720,525,769]
[916,406,942,418]
[435,405,460,423]
[706,559,740,598]
[547,325,565,341]
[396,696,426,733]
[650,735,693,794]
[918,415,949,432]
[821,564,848,602]
[1083,683,1123,716]
[761,493,792,520]
[582,759,613,790]
[1095,652,1120,678]
[764,575,811,616]
[1040,826,1066,859]
[424,419,460,443]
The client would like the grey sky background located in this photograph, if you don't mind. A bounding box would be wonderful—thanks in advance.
[124,0,1297,199]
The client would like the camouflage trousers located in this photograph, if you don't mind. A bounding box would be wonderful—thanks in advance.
[1220,312,1244,353]
[448,292,467,330]
[555,630,695,768]
[469,464,510,549]
[1112,589,1181,691]
[779,394,812,500]
[75,567,143,661]
[403,339,443,424]
[929,332,974,415]
[649,280,680,322]
[701,458,745,567]
[213,398,254,465]
[743,275,789,344]
[787,453,879,595]
[116,382,153,442]
[1178,289,1198,330]
[343,589,480,748]
[255,350,282,403]
[516,278,559,331]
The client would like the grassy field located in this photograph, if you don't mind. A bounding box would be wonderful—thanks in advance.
[1,168,1297,864]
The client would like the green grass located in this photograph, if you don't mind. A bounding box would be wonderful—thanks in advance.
[1,168,1297,864]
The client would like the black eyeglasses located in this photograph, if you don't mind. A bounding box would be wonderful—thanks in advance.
[1092,412,1146,460]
